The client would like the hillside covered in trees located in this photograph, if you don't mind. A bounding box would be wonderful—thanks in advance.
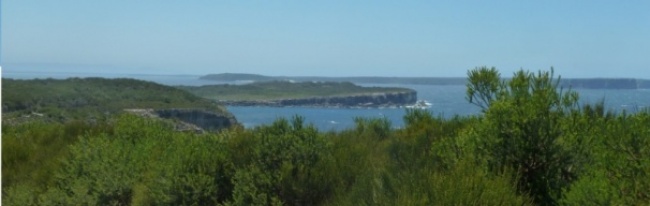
[3,67,650,205]
[1,78,234,124]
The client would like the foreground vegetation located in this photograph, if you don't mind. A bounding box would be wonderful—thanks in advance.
[178,81,414,101]
[3,67,650,205]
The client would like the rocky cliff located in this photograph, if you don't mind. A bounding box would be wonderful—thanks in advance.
[125,108,238,133]
[218,91,418,108]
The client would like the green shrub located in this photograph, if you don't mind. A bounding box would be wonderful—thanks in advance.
[227,116,335,206]
[561,112,650,205]
[18,115,234,205]
[2,120,111,192]
[467,67,579,205]
[326,158,531,206]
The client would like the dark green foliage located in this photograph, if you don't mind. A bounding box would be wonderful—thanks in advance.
[327,110,531,205]
[561,112,650,205]
[397,109,477,171]
[2,115,235,205]
[2,111,531,205]
[226,116,335,205]
[327,158,531,206]
[353,117,392,140]
[468,67,580,205]
[2,120,112,191]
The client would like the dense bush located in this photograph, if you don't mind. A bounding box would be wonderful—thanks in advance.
[561,112,650,205]
[2,120,112,191]
[225,116,336,205]
[3,67,649,205]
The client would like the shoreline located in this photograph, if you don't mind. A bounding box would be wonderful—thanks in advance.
[215,90,418,108]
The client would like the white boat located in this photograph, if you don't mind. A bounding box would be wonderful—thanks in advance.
[405,100,432,109]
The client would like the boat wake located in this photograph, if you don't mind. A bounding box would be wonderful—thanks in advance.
[405,100,432,109]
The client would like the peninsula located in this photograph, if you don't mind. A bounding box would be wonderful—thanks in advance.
[178,81,418,108]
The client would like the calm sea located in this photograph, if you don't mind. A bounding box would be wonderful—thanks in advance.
[4,71,649,131]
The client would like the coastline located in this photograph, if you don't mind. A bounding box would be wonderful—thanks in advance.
[215,91,418,108]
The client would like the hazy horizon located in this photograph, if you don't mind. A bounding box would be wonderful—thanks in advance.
[5,67,650,80]
[2,1,649,78]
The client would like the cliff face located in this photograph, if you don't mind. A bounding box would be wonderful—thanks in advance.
[125,108,238,133]
[219,91,417,108]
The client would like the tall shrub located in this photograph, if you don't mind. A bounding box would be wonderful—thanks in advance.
[467,67,579,205]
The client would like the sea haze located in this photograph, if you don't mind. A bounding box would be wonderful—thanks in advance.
[3,72,649,131]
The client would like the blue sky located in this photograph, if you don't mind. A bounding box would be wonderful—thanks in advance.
[2,1,649,78]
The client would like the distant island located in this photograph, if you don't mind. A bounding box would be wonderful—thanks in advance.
[199,73,650,89]
[178,81,418,108]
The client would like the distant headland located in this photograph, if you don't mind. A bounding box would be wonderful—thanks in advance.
[199,73,650,89]
[178,81,418,108]
[199,73,467,85]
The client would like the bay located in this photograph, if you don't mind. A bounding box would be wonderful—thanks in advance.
[224,84,481,131]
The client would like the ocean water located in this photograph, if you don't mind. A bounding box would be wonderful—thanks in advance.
[3,71,649,131]
[226,84,476,131]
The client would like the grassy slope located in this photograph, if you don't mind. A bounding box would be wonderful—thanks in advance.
[178,81,414,101]
[2,77,229,122]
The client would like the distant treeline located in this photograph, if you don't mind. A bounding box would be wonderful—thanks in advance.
[200,73,650,89]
